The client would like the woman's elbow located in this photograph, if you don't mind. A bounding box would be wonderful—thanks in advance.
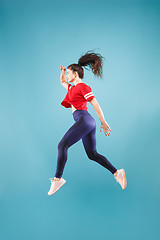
[88,97,98,105]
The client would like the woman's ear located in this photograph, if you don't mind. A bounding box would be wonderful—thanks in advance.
[74,71,78,78]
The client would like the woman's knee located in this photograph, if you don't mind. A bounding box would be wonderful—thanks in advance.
[58,137,68,150]
[86,150,98,160]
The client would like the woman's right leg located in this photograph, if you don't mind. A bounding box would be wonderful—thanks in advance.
[82,126,118,175]
[82,125,127,189]
[55,116,95,178]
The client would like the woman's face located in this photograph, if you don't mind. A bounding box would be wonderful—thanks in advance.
[66,68,76,82]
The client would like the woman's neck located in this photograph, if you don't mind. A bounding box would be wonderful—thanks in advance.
[74,79,83,86]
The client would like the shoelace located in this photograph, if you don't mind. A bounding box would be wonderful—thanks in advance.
[116,171,124,186]
[49,178,54,183]
[114,171,119,182]
[115,171,121,182]
[49,177,61,183]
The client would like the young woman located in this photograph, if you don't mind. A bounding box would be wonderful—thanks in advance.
[48,50,127,195]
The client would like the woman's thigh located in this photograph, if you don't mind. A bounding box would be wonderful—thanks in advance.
[61,116,95,148]
[82,126,97,153]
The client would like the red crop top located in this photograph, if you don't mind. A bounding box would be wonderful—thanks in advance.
[61,82,95,111]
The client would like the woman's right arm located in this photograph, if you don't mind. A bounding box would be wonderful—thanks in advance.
[60,65,69,90]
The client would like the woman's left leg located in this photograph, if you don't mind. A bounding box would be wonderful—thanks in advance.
[55,114,96,178]
[82,126,117,174]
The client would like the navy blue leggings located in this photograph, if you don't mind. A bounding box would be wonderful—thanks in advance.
[55,110,117,178]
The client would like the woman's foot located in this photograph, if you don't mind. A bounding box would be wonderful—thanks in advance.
[114,169,127,189]
[48,177,66,195]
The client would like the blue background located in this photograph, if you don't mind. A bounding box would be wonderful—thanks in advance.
[0,0,159,239]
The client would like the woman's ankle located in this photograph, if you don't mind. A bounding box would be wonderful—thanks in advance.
[114,170,118,177]
[54,177,61,181]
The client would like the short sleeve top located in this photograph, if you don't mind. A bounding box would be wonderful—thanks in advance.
[61,82,95,111]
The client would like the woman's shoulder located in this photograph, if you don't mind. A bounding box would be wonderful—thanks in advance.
[79,82,90,87]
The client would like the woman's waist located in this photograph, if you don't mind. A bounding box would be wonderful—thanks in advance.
[71,103,88,112]
[71,105,78,113]
[73,109,92,121]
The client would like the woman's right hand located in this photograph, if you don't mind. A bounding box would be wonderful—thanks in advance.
[100,121,111,136]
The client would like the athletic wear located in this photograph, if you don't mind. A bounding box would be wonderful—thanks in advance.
[114,169,127,189]
[55,109,117,178]
[48,177,66,195]
[61,83,95,111]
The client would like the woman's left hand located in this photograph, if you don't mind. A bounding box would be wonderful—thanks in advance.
[100,121,111,136]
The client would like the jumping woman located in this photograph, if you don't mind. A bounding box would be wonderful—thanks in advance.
[48,50,127,196]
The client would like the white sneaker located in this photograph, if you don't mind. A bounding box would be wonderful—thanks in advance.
[48,177,66,195]
[114,169,127,189]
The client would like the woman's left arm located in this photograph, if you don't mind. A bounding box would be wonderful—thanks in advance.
[89,98,111,136]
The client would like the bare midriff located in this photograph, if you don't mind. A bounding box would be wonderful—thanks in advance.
[71,105,78,113]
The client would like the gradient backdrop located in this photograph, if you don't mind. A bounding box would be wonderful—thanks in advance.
[0,0,159,240]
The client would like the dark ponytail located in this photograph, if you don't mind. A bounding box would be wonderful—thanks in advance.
[67,49,105,79]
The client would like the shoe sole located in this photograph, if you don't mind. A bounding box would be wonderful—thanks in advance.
[121,169,127,189]
[48,180,66,196]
